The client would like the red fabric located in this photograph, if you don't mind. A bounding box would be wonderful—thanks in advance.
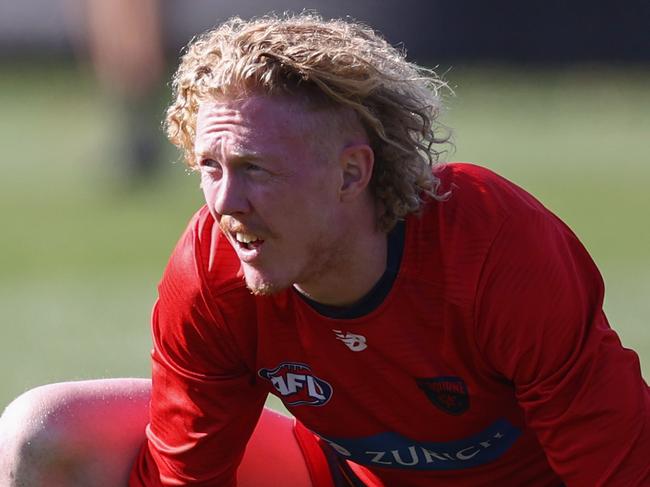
[130,163,650,487]
[345,462,384,487]
[293,420,337,487]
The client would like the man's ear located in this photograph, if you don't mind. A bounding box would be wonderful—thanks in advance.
[339,144,374,201]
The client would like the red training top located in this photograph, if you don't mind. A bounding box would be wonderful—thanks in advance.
[130,163,650,486]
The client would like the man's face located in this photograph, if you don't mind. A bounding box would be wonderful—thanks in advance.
[194,95,349,296]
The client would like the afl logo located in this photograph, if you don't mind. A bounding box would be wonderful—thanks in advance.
[259,362,333,407]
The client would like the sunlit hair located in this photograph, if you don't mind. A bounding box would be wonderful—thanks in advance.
[166,13,451,231]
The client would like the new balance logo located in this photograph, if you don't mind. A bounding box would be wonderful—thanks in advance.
[333,330,367,351]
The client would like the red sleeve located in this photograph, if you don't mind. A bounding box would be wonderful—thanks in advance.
[129,216,267,486]
[475,208,650,486]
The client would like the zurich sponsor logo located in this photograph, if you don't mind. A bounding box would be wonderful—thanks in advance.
[320,418,520,470]
[258,362,333,407]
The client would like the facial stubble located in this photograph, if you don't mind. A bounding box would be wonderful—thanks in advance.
[243,229,349,300]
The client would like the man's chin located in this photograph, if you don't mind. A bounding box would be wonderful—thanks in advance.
[243,271,288,297]
[247,281,282,296]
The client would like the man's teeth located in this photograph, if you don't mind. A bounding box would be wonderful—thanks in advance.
[235,232,259,244]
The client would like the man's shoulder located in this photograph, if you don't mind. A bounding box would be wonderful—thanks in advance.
[403,163,566,297]
[153,207,258,374]
[423,162,592,285]
[436,162,540,207]
[162,205,247,301]
[428,162,554,226]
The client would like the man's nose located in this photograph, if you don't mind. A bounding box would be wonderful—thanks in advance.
[213,173,250,216]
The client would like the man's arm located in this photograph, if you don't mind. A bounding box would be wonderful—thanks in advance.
[475,209,650,486]
[129,312,266,486]
[129,217,268,487]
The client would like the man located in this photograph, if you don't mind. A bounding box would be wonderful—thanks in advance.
[1,13,649,487]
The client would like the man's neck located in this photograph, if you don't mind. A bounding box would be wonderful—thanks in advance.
[293,227,388,307]
[295,220,405,318]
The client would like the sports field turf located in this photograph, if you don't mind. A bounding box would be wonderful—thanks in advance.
[1,62,648,411]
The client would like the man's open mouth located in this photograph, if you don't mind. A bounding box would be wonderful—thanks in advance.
[235,232,265,250]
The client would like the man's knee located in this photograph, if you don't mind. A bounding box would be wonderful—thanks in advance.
[0,383,74,485]
[0,379,151,487]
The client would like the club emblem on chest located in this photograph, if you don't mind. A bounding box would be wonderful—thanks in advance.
[416,376,470,415]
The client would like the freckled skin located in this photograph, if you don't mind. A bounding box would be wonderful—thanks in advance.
[194,95,384,303]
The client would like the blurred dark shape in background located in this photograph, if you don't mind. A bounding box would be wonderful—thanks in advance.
[82,0,165,183]
[1,0,649,63]
[0,0,647,184]
[0,0,650,182]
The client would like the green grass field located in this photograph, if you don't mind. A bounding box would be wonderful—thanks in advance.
[0,62,648,410]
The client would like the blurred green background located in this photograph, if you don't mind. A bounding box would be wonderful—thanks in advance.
[0,62,648,410]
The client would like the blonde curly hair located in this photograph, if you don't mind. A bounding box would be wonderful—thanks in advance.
[166,13,451,231]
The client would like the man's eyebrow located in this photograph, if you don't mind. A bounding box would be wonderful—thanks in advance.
[229,150,263,162]
[194,147,264,163]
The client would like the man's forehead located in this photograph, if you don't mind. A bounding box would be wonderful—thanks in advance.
[194,95,321,156]
[196,94,315,128]
[201,97,314,147]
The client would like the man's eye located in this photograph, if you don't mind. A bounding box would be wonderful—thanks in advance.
[199,159,220,170]
[245,163,267,174]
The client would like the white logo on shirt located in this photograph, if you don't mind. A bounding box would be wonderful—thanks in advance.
[333,330,367,351]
